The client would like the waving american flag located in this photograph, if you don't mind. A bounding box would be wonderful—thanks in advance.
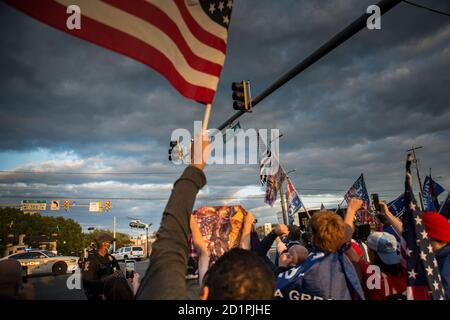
[403,154,446,300]
[6,0,234,104]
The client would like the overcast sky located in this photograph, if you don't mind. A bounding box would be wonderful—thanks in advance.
[1,0,449,234]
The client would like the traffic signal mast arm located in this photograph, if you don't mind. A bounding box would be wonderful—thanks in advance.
[217,0,402,131]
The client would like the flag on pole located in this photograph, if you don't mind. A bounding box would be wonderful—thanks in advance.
[439,192,450,219]
[388,194,407,218]
[402,154,446,300]
[286,179,302,225]
[422,175,445,212]
[6,0,234,104]
[264,175,277,207]
[344,174,370,209]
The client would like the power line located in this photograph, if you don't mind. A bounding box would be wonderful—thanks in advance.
[403,0,450,17]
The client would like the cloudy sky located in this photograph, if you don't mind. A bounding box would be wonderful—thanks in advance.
[1,0,449,234]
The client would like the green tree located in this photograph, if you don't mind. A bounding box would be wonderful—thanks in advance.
[0,207,83,256]
[82,229,131,251]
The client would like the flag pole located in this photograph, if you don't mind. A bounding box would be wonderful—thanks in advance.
[202,103,212,131]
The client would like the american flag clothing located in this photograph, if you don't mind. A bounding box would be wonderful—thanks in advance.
[402,154,446,300]
[6,0,234,104]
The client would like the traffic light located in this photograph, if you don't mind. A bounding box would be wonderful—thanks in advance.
[232,80,251,112]
[64,199,70,212]
[105,200,111,212]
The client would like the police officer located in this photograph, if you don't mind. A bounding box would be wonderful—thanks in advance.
[81,233,120,300]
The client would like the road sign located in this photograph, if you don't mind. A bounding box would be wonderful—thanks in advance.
[21,200,47,211]
[89,201,103,213]
[51,200,60,211]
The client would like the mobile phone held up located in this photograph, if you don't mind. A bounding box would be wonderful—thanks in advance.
[125,260,135,279]
[371,193,381,212]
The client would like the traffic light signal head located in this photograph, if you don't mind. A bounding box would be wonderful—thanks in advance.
[232,81,251,112]
[105,200,111,212]
[64,199,69,212]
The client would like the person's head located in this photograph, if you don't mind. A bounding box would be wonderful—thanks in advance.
[279,244,309,267]
[0,259,33,300]
[367,232,400,267]
[201,248,275,300]
[287,225,302,242]
[95,233,114,255]
[422,212,450,252]
[308,211,345,253]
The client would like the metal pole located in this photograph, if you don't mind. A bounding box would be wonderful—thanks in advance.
[146,226,149,259]
[408,146,425,211]
[217,0,402,131]
[113,215,116,252]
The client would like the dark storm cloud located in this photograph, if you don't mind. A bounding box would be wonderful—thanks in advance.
[1,0,449,229]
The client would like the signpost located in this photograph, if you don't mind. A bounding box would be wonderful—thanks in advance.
[89,201,103,213]
[21,200,47,211]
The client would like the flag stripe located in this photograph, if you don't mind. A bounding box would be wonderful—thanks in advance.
[147,0,227,55]
[174,0,228,48]
[54,0,219,89]
[6,0,216,102]
[104,0,225,73]
[6,0,229,104]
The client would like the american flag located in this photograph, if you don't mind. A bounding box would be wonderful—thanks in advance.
[402,154,446,300]
[6,0,234,104]
[259,149,272,186]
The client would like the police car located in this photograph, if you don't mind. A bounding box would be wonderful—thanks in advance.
[0,250,79,276]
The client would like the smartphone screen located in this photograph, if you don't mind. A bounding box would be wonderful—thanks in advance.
[125,260,135,279]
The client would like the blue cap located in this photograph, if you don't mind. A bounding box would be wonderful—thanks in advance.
[367,232,400,265]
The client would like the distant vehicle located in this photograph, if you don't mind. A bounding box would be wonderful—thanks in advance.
[0,250,79,276]
[112,246,144,261]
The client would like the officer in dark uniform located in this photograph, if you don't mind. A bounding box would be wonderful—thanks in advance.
[81,233,120,300]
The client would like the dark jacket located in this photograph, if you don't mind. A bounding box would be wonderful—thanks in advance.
[436,243,450,300]
[254,231,289,276]
[137,166,206,299]
[81,251,120,300]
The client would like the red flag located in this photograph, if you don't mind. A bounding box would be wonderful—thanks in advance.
[6,0,234,104]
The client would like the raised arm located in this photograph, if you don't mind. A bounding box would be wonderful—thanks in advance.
[137,135,209,300]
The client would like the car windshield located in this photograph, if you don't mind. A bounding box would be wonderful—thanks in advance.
[41,250,56,257]
[132,247,142,251]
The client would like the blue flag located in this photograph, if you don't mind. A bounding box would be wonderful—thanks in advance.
[439,193,450,219]
[344,174,370,209]
[286,180,302,225]
[422,175,445,211]
[388,194,407,218]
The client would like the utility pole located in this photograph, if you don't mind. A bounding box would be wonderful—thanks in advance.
[407,146,425,211]
[113,215,116,252]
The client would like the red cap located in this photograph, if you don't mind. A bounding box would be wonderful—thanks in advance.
[422,212,450,243]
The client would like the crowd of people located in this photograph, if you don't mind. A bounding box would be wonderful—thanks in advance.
[0,136,449,301]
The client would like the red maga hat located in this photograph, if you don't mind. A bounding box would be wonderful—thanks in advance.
[422,212,450,243]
